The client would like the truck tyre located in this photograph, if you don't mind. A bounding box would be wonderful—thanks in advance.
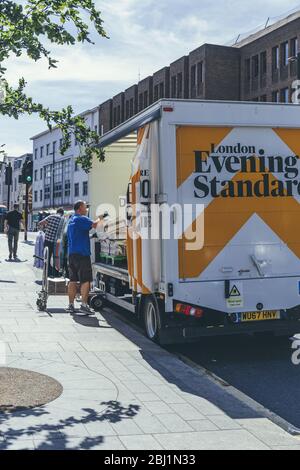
[142,296,163,344]
[90,295,104,312]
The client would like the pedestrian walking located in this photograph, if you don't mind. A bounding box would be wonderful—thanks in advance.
[39,208,64,277]
[67,200,103,315]
[4,204,23,261]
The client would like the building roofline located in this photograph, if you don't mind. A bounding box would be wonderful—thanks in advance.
[233,10,300,48]
[30,106,99,140]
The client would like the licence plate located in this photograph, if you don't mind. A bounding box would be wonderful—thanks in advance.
[240,311,281,322]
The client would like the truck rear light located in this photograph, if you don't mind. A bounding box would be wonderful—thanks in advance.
[175,303,204,318]
[163,107,174,112]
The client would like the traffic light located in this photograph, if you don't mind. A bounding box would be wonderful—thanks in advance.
[4,163,12,186]
[21,159,33,185]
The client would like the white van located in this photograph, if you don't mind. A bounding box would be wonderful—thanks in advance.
[90,99,300,344]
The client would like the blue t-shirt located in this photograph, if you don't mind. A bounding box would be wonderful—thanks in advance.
[67,214,93,256]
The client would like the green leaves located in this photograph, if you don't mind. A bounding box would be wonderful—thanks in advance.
[0,1,108,170]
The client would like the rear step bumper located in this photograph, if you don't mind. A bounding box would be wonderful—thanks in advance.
[159,320,300,344]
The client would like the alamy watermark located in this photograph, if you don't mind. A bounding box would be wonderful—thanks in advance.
[291,80,300,104]
[96,201,205,251]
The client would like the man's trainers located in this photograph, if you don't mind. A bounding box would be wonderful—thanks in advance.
[66,304,76,314]
[80,304,95,316]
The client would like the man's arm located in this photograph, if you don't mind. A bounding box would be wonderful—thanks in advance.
[91,215,105,229]
[39,217,49,228]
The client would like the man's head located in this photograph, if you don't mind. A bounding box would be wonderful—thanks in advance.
[74,200,87,216]
[13,204,19,211]
[57,207,64,216]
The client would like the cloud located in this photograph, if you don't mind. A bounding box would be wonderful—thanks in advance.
[1,0,300,155]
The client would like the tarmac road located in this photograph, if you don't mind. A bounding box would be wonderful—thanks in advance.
[168,333,300,431]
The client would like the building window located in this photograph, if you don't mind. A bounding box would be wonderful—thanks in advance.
[272,46,279,69]
[159,82,164,99]
[154,85,159,102]
[245,59,251,81]
[83,181,88,196]
[281,42,289,67]
[144,91,148,108]
[53,161,63,203]
[40,190,43,202]
[191,64,196,87]
[34,170,38,181]
[44,164,51,203]
[46,143,50,155]
[53,141,57,154]
[14,177,17,192]
[272,90,280,102]
[139,93,144,111]
[125,100,129,119]
[34,191,38,203]
[129,98,134,117]
[40,168,43,180]
[260,52,267,75]
[74,183,79,197]
[40,146,44,158]
[34,149,38,160]
[252,55,259,78]
[197,62,203,83]
[291,37,298,57]
[171,76,176,97]
[94,125,98,134]
[65,180,71,198]
[280,87,289,103]
[75,161,79,172]
[177,73,183,98]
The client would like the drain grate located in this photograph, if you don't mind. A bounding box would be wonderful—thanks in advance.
[0,367,63,413]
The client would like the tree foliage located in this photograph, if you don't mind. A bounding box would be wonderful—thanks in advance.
[0,1,108,171]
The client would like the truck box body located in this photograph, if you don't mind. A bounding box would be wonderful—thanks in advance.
[92,100,300,342]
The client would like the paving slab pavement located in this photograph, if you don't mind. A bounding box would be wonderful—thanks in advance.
[0,233,299,450]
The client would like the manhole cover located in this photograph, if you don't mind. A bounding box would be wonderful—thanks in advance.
[0,367,63,413]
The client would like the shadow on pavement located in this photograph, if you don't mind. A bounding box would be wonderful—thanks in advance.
[21,241,35,246]
[44,308,112,329]
[99,309,262,422]
[0,400,139,450]
[5,259,28,263]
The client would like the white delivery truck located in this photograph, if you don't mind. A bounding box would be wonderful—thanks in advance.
[90,99,300,344]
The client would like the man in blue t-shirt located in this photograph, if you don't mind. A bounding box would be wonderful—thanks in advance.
[67,200,103,315]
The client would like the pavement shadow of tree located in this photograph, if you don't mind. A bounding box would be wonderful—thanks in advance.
[0,400,140,450]
[99,309,262,422]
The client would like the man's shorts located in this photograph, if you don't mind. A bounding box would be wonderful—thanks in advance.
[68,254,93,283]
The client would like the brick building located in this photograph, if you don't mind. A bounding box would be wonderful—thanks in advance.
[98,10,300,132]
[137,76,153,113]
[169,56,189,99]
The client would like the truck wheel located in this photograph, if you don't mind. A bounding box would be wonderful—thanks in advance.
[143,297,162,343]
[90,295,104,312]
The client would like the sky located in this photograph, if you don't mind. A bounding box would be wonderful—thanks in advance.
[1,0,300,156]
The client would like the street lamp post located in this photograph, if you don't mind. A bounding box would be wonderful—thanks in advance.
[50,146,55,210]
